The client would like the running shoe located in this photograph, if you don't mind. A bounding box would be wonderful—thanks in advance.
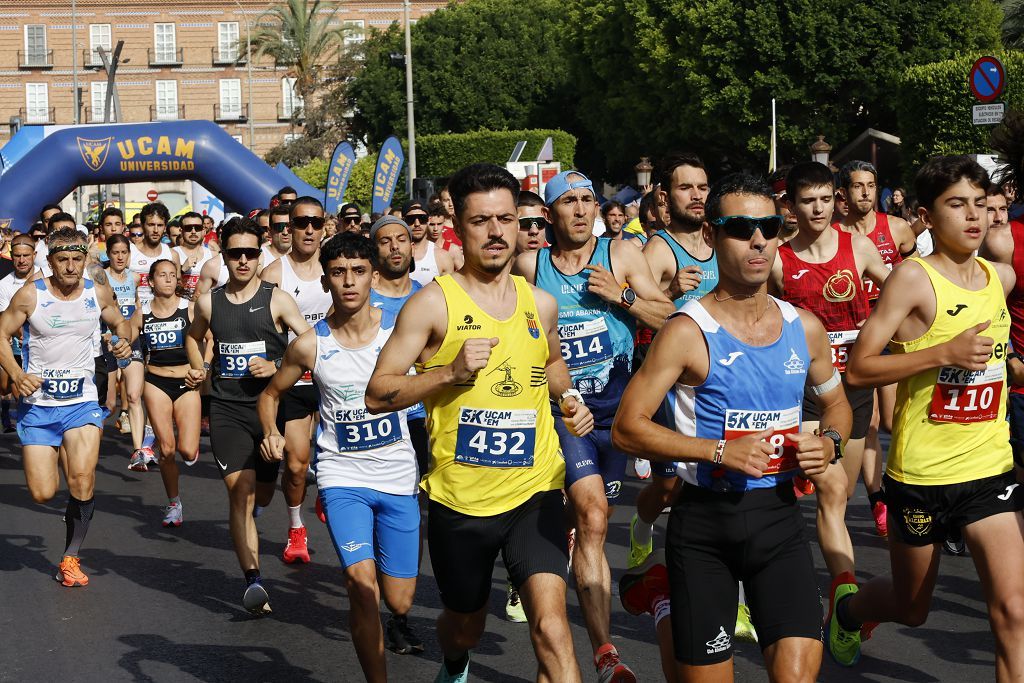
[825,574,861,667]
[117,410,131,434]
[433,656,469,683]
[627,513,653,569]
[143,446,158,467]
[505,581,527,623]
[944,528,967,556]
[634,458,651,480]
[619,549,667,616]
[386,614,425,654]
[595,644,637,683]
[55,555,89,587]
[282,526,310,564]
[871,500,888,537]
[128,449,148,472]
[793,475,815,497]
[315,494,326,524]
[734,603,758,644]
[242,579,272,616]
[162,501,183,528]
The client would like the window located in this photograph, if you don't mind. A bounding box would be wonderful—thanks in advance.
[154,23,177,63]
[217,22,239,62]
[25,83,48,123]
[90,81,108,122]
[24,25,47,66]
[155,80,178,120]
[219,79,242,118]
[343,20,365,46]
[89,24,111,65]
[281,77,303,118]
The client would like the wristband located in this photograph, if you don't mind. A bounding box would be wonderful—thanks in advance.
[713,439,726,465]
[559,388,585,407]
[812,367,841,395]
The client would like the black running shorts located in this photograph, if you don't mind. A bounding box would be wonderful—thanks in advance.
[666,483,822,665]
[279,383,319,423]
[885,470,1024,547]
[802,381,874,440]
[427,489,568,614]
[209,398,281,483]
[408,417,429,477]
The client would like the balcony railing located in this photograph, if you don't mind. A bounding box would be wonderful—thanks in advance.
[214,103,248,122]
[148,47,184,67]
[18,49,53,69]
[83,48,106,68]
[20,107,55,124]
[149,104,185,121]
[277,103,304,122]
[211,47,247,66]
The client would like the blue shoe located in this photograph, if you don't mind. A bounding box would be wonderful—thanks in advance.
[434,655,470,682]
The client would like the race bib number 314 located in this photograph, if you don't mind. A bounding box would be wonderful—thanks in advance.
[723,406,801,475]
[455,408,537,468]
[559,318,612,370]
[929,364,1004,423]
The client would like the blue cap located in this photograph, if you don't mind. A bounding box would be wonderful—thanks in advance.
[544,170,595,206]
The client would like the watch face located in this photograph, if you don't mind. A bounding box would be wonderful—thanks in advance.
[623,288,637,304]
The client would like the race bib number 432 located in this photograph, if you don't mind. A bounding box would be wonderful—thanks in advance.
[723,406,801,475]
[929,364,1004,423]
[218,341,266,378]
[455,407,537,468]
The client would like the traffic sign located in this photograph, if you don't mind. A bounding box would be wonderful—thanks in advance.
[146,189,158,201]
[973,103,1006,125]
[970,56,1004,104]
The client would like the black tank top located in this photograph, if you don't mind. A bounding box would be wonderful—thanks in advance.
[141,297,190,367]
[210,282,287,403]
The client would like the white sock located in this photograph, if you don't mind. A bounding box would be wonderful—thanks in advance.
[169,496,181,507]
[738,582,747,605]
[288,504,303,529]
[632,514,654,545]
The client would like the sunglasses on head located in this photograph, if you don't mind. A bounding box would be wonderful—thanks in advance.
[710,215,784,240]
[225,247,262,261]
[181,224,203,233]
[292,215,325,230]
[342,215,361,224]
[405,214,428,225]
[271,221,290,233]
[519,216,549,232]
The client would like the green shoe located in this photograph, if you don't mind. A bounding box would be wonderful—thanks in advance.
[826,582,862,667]
[734,603,758,644]
[628,514,653,569]
[505,581,527,623]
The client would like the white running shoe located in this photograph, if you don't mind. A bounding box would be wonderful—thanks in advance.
[162,501,183,528]
[634,458,652,480]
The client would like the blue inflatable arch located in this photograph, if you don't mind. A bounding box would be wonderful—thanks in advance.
[0,120,300,232]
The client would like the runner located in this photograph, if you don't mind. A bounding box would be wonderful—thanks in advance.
[128,259,203,527]
[130,202,181,307]
[0,227,133,587]
[516,191,547,256]
[514,169,673,681]
[833,155,1024,674]
[261,197,332,563]
[428,201,464,268]
[0,234,38,426]
[406,202,455,286]
[260,232,422,681]
[90,207,126,267]
[173,212,215,300]
[601,200,644,244]
[185,216,310,615]
[366,163,590,683]
[261,204,293,266]
[612,172,851,681]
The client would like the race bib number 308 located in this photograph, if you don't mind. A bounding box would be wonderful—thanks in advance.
[723,406,801,475]
[828,330,858,373]
[929,364,1004,423]
[455,408,537,468]
[41,368,86,400]
[218,341,267,379]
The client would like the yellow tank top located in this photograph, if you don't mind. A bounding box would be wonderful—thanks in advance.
[887,257,1012,485]
[417,274,564,516]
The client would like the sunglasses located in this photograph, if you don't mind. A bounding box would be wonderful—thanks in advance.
[519,217,549,232]
[225,247,262,260]
[710,215,784,240]
[129,232,144,238]
[342,216,361,225]
[181,224,203,233]
[405,214,428,225]
[271,221,290,233]
[292,216,325,230]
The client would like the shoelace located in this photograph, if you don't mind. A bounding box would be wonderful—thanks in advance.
[596,650,621,671]
[62,557,83,576]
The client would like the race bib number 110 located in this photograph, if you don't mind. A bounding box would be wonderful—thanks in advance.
[455,408,537,468]
[929,364,1004,423]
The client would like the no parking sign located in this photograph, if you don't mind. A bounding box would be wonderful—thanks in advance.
[970,56,1006,125]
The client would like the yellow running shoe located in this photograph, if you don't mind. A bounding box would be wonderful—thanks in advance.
[734,603,758,643]
[628,514,653,569]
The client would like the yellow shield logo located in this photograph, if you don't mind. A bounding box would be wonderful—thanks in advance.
[77,136,113,172]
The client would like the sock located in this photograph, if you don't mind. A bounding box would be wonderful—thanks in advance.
[64,496,95,557]
[444,652,469,675]
[244,568,261,585]
[632,514,654,545]
[169,496,181,507]
[835,593,861,632]
[288,504,303,529]
[868,490,886,507]
[652,595,671,626]
[252,505,264,519]
[738,581,747,605]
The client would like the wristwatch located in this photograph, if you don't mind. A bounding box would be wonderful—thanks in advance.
[620,285,637,309]
[559,388,585,407]
[821,428,844,464]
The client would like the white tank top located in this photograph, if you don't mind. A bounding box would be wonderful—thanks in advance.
[410,240,440,287]
[312,318,418,494]
[280,255,332,385]
[174,245,213,298]
[216,260,229,288]
[130,243,173,305]
[23,279,101,406]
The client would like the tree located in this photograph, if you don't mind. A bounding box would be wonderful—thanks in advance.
[348,0,573,147]
[1001,0,1023,47]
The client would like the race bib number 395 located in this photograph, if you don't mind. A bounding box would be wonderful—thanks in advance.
[41,368,86,400]
[723,406,801,475]
[455,408,537,468]
[218,341,266,379]
[929,364,1004,423]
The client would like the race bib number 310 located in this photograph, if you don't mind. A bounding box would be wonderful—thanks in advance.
[723,406,801,475]
[335,409,401,452]
[455,408,537,468]
[218,341,266,379]
[41,368,86,400]
[929,364,1004,423]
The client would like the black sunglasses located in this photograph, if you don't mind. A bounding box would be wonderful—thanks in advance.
[405,214,428,225]
[181,224,204,233]
[710,215,784,240]
[225,247,261,260]
[271,221,290,233]
[292,216,325,230]
[342,215,361,224]
[518,217,549,232]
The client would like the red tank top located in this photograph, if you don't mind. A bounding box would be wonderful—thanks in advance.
[779,230,870,372]
[1008,220,1024,393]
[833,211,902,301]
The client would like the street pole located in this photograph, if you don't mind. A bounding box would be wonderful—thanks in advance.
[404,0,416,197]
[72,0,80,220]
[234,1,255,151]
[97,43,126,216]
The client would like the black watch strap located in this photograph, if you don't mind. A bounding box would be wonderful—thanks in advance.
[822,428,843,464]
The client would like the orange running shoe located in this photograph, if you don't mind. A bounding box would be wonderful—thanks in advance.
[55,555,89,587]
[283,526,310,564]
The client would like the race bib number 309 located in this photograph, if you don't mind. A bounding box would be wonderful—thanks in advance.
[723,406,801,475]
[144,319,185,350]
[455,407,537,468]
[929,364,1004,423]
[218,341,266,379]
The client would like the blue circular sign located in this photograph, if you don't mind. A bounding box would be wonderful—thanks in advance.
[970,56,1005,103]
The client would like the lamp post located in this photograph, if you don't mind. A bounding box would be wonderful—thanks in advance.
[810,135,832,166]
[404,0,416,196]
[634,156,653,190]
[233,1,256,151]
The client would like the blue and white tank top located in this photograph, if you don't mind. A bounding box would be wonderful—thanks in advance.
[107,268,137,320]
[536,238,635,426]
[23,280,101,406]
[370,280,425,420]
[666,297,808,492]
[652,231,719,307]
[0,273,28,356]
[312,313,419,495]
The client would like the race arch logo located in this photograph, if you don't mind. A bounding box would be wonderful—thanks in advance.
[77,136,114,172]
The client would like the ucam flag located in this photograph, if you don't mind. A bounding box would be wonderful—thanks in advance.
[191,182,225,222]
[324,141,356,215]
[371,136,404,215]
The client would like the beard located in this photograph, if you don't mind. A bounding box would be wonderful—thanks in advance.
[380,253,412,277]
[669,197,704,230]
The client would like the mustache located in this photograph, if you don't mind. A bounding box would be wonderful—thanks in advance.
[483,239,509,249]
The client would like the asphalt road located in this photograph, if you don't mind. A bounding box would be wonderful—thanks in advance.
[0,424,999,682]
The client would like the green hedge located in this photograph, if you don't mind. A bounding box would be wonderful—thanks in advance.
[896,52,1024,172]
[416,129,577,177]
